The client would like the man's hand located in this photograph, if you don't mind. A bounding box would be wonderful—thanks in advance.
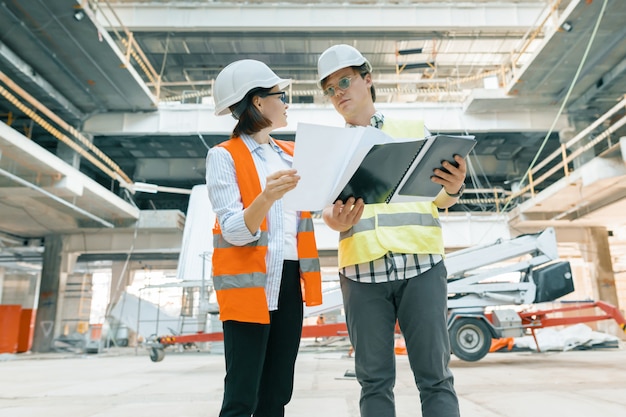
[431,154,467,196]
[322,197,365,232]
[432,155,467,209]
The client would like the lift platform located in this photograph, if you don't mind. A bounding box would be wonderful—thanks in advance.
[444,228,626,361]
[145,222,625,362]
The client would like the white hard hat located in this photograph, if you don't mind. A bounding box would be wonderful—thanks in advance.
[317,44,372,82]
[213,59,290,116]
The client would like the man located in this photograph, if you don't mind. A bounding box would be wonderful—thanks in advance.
[317,44,465,417]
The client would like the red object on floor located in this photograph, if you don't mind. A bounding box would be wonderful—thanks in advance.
[0,305,22,354]
[489,337,515,352]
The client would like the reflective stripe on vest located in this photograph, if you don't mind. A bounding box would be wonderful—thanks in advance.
[337,119,444,268]
[212,137,322,324]
[212,231,268,290]
[341,212,440,239]
[213,272,266,290]
[296,212,323,306]
[213,231,269,249]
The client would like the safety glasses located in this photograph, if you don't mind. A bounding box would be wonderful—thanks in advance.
[323,76,354,97]
[263,91,287,104]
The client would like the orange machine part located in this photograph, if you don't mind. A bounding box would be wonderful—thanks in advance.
[0,305,22,354]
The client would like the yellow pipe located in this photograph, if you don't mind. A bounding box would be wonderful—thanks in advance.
[0,84,119,182]
[0,71,132,184]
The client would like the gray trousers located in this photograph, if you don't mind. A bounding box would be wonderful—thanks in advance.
[340,261,460,417]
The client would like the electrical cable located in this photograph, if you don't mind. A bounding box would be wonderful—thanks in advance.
[197,133,211,150]
[474,0,609,242]
[501,0,609,214]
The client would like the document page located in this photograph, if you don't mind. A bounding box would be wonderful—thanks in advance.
[283,123,363,211]
[284,123,402,211]
[284,123,427,211]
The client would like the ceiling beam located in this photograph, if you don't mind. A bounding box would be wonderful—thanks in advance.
[568,54,626,112]
[99,3,547,32]
[0,121,140,229]
[0,41,83,121]
[83,103,570,136]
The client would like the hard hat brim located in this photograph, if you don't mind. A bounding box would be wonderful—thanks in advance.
[317,44,372,84]
[318,59,371,84]
[215,78,291,116]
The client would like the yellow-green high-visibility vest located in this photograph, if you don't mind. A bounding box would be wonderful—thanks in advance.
[338,119,444,268]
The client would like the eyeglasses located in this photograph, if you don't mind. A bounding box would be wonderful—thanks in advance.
[323,76,354,97]
[263,91,287,104]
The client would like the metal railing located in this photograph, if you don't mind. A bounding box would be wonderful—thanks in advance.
[88,0,162,98]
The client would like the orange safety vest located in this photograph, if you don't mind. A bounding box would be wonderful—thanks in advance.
[212,137,322,324]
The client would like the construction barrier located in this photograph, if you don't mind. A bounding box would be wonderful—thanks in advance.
[0,305,22,354]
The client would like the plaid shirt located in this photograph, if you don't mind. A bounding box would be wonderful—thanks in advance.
[341,112,441,283]
[341,252,442,283]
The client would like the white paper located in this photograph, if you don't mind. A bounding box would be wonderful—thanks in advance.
[283,123,362,211]
[283,123,409,211]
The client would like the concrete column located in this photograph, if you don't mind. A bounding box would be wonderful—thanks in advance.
[578,226,621,337]
[56,141,81,169]
[109,261,133,310]
[104,262,134,345]
[31,235,64,352]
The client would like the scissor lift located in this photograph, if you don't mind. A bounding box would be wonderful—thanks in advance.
[146,227,625,362]
[444,227,626,361]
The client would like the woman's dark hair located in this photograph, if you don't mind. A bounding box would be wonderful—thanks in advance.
[230,87,273,138]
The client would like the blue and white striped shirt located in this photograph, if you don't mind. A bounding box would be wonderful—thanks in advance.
[205,135,294,311]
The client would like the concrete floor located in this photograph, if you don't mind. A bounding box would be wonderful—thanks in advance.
[1,342,626,417]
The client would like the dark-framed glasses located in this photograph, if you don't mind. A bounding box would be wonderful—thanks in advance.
[264,91,287,104]
[323,76,353,97]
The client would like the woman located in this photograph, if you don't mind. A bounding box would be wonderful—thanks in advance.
[205,59,322,417]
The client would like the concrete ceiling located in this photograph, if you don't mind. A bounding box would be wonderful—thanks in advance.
[0,0,625,256]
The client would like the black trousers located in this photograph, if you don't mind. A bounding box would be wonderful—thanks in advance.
[219,260,303,417]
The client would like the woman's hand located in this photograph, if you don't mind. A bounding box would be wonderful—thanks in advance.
[244,169,300,235]
[262,169,300,202]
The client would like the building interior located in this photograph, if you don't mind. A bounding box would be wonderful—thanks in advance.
[0,0,625,358]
